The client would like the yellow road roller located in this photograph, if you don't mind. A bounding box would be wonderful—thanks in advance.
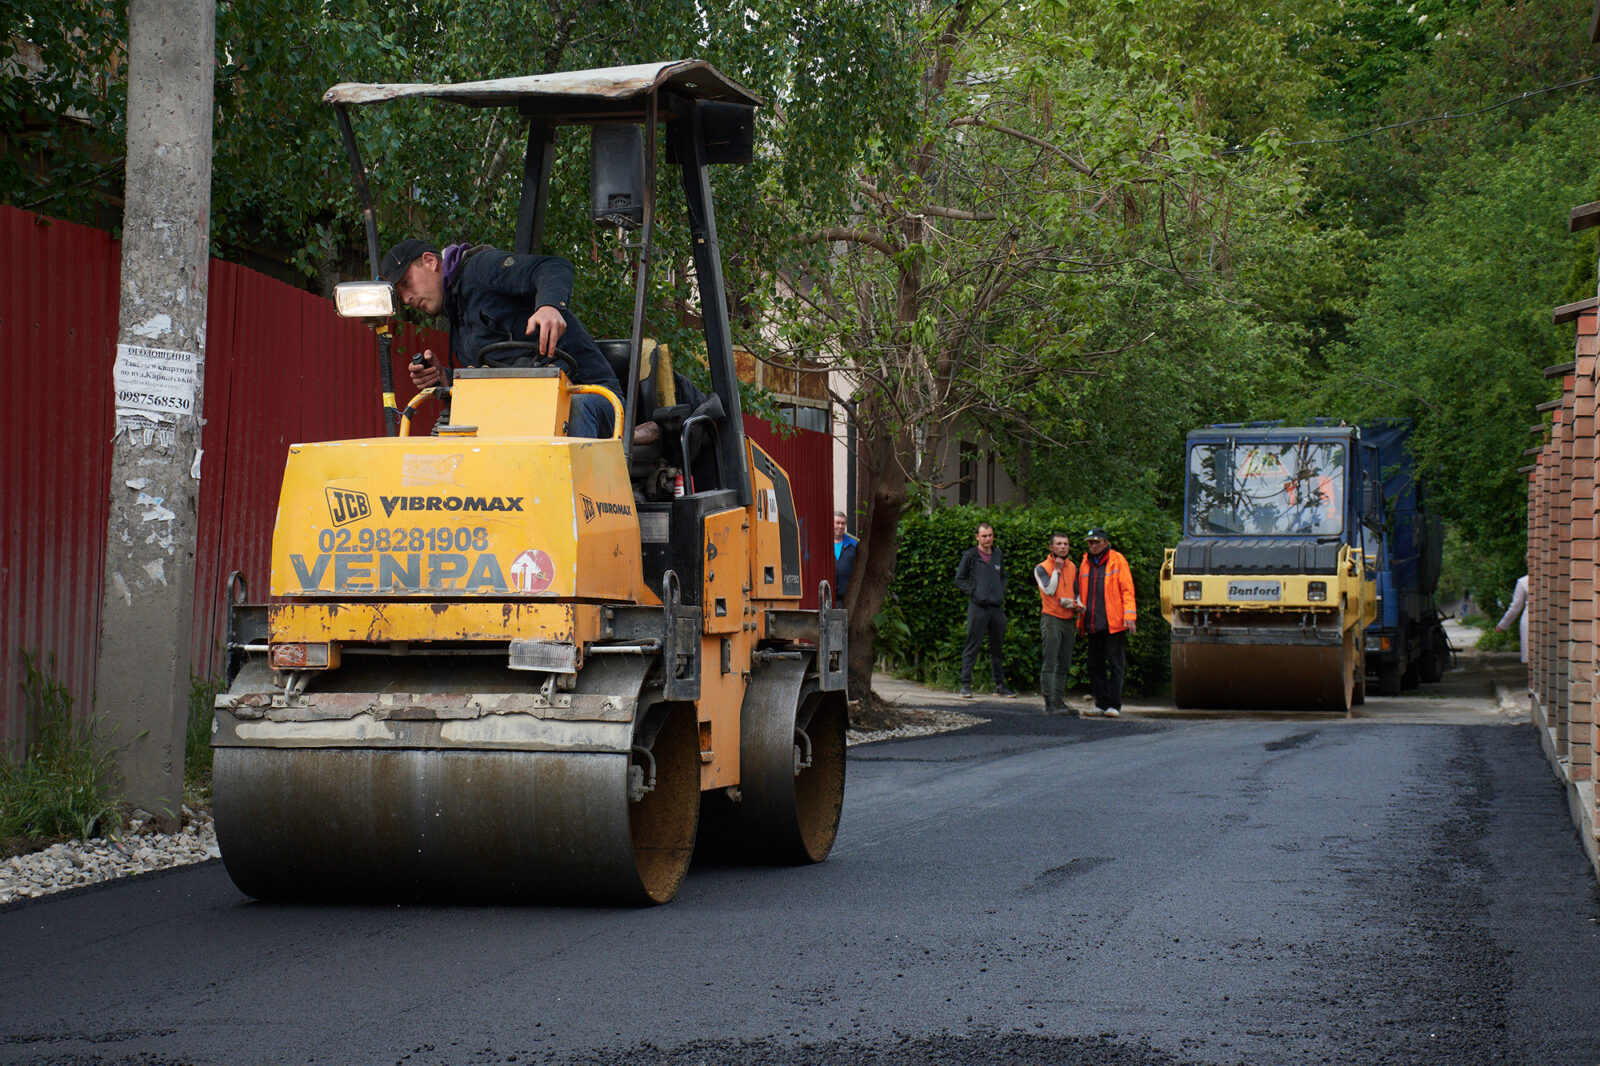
[213,62,847,904]
[1159,423,1377,712]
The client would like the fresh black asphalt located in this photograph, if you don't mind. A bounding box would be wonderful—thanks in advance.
[3,686,1598,1065]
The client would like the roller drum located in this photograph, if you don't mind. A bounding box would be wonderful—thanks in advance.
[735,657,847,863]
[1171,632,1356,712]
[213,702,700,905]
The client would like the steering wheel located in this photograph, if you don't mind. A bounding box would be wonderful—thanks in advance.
[477,340,579,380]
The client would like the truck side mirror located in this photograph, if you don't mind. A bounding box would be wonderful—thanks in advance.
[590,123,646,230]
[1360,477,1380,526]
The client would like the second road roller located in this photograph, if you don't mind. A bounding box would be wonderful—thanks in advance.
[1159,419,1448,712]
[212,62,847,904]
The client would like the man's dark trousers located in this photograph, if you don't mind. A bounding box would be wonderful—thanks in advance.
[961,603,1006,689]
[1085,630,1127,710]
[1040,614,1076,706]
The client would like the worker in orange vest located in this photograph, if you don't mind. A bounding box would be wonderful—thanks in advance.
[1034,533,1081,716]
[1077,528,1136,718]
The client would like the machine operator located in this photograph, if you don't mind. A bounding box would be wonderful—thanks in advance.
[381,238,623,439]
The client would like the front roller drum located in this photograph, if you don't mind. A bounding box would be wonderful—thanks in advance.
[212,706,701,905]
[1171,630,1357,712]
[735,656,848,863]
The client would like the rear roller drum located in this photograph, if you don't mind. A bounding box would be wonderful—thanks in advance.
[736,656,847,863]
[1171,638,1353,713]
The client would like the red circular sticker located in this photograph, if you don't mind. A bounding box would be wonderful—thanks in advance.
[510,549,554,594]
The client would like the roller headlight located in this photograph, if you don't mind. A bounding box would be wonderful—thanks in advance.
[334,281,396,318]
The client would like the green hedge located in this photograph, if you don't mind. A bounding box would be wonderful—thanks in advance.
[874,503,1180,695]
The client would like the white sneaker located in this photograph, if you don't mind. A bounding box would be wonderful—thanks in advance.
[1084,707,1105,718]
[1103,707,1121,718]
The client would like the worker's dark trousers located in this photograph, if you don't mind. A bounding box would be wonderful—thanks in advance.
[961,602,1007,688]
[1039,614,1076,704]
[1085,630,1127,710]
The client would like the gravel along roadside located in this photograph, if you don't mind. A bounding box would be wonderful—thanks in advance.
[1,808,218,906]
[0,708,983,905]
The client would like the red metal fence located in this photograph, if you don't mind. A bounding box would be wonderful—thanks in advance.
[1,205,835,748]
[1,211,119,748]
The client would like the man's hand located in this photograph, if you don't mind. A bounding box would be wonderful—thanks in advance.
[1126,620,1138,635]
[526,305,567,358]
[409,349,443,389]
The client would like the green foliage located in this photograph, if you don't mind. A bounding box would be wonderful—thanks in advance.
[1474,623,1518,655]
[185,675,223,807]
[1311,101,1599,609]
[1310,0,1599,235]
[0,0,128,225]
[877,503,1178,695]
[0,652,121,847]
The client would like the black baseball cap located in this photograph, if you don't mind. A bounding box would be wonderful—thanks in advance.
[1085,528,1110,542]
[379,239,438,284]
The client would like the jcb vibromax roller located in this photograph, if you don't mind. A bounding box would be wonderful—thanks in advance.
[213,62,848,904]
[1159,423,1377,712]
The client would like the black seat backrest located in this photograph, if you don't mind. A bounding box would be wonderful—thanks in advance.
[596,338,658,418]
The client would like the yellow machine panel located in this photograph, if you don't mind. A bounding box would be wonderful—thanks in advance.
[696,628,750,790]
[269,601,607,646]
[746,442,803,600]
[270,435,645,602]
[702,507,748,635]
[1159,546,1374,628]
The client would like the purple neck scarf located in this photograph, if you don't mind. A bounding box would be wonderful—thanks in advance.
[440,242,472,289]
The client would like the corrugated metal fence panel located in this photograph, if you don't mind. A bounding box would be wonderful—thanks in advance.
[0,208,119,745]
[742,417,835,611]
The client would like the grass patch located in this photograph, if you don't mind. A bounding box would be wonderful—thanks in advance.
[185,675,223,809]
[0,652,121,854]
[1458,614,1519,654]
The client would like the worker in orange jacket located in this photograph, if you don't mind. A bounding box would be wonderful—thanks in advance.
[1077,528,1136,718]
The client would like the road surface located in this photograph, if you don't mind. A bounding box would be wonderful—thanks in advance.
[3,653,1597,1065]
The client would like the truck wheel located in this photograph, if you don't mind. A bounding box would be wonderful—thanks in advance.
[1376,661,1402,697]
[1418,628,1448,684]
[1401,658,1421,690]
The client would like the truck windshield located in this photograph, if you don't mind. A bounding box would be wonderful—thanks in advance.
[1186,441,1345,536]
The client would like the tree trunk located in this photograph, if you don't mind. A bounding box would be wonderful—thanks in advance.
[844,417,911,703]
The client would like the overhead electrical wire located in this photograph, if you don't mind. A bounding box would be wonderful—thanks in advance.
[1220,73,1600,156]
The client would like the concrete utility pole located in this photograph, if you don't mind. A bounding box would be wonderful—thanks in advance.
[96,0,216,823]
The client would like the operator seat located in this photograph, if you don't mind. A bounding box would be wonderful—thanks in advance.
[597,338,722,499]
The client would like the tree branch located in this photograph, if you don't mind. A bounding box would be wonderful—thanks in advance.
[801,227,903,257]
[948,117,1096,177]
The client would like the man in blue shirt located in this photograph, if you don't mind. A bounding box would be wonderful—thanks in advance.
[382,238,621,438]
[832,511,858,601]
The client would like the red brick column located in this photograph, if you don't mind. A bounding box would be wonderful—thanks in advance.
[1533,421,1556,724]
[1558,375,1580,772]
[1570,338,1596,780]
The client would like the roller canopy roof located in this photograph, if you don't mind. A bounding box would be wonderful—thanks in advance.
[323,60,762,111]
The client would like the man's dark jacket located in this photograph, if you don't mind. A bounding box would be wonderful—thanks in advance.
[834,535,858,597]
[444,247,621,396]
[954,546,1006,607]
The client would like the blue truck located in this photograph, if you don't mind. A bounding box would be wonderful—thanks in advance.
[1159,419,1449,710]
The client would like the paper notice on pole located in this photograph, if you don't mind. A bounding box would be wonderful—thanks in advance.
[114,344,200,421]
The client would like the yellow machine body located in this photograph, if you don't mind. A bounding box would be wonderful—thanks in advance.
[1159,545,1377,711]
[214,62,847,907]
[216,368,847,905]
